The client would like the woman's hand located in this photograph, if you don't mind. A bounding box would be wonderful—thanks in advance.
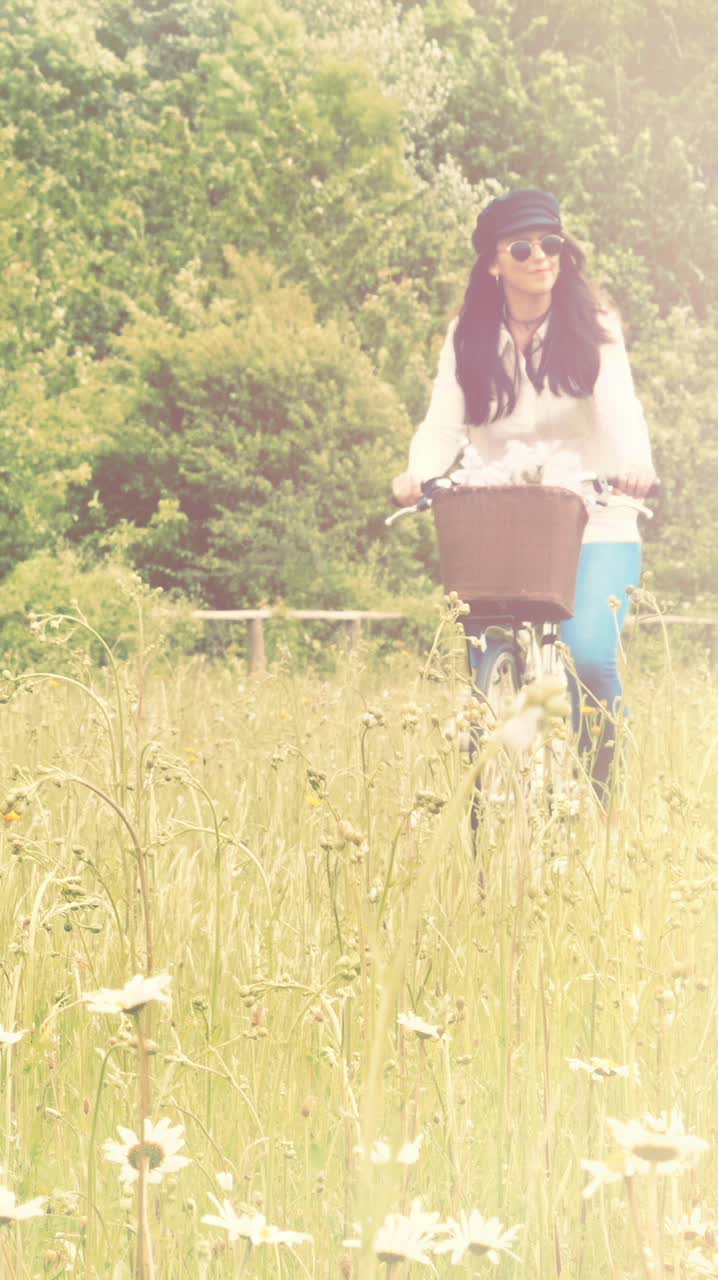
[391,471,423,506]
[610,468,657,499]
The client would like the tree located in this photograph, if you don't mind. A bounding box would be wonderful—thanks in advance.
[61,256,427,606]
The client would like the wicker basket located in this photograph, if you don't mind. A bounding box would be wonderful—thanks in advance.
[432,485,589,622]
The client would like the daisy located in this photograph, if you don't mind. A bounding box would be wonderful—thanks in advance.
[373,1199,442,1265]
[0,1187,46,1225]
[396,1134,424,1166]
[493,699,544,754]
[0,1027,27,1046]
[580,1155,645,1199]
[608,1113,709,1167]
[568,1056,639,1081]
[201,1196,311,1247]
[342,1222,362,1249]
[363,1135,424,1166]
[84,973,172,1017]
[684,1248,718,1278]
[103,1117,190,1185]
[397,1012,442,1041]
[253,1222,313,1247]
[434,1210,522,1264]
[666,1206,718,1246]
[371,1140,392,1166]
[201,1198,267,1243]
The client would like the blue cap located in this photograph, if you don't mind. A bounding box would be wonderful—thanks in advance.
[472,189,562,256]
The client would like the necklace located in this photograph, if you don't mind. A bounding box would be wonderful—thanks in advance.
[506,305,551,330]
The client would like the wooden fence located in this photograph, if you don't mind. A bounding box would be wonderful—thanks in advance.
[627,614,718,668]
[193,608,718,675]
[193,609,405,673]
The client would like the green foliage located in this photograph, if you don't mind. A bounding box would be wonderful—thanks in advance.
[0,0,714,621]
[0,548,201,669]
[195,0,414,312]
[59,256,431,608]
[633,308,718,604]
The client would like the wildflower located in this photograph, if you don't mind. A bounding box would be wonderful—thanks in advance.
[493,699,543,754]
[397,1012,441,1041]
[216,1170,234,1193]
[683,1247,718,1278]
[0,1027,27,1046]
[1,812,20,823]
[434,1210,522,1264]
[103,1117,190,1185]
[84,973,172,1017]
[361,1134,424,1166]
[0,1187,46,1224]
[43,1238,77,1272]
[371,1140,392,1166]
[201,1195,311,1247]
[608,1113,709,1167]
[397,1134,424,1166]
[666,1205,718,1246]
[202,1196,254,1242]
[342,1222,362,1249]
[568,1056,639,1082]
[373,1200,442,1265]
[580,1156,643,1199]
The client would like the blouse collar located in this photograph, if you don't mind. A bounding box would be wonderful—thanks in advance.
[499,309,551,360]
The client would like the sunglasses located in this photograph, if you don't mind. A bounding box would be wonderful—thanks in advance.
[500,234,565,262]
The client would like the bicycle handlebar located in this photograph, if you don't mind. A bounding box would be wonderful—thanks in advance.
[385,474,661,527]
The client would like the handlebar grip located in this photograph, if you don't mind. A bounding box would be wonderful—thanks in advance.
[606,477,662,499]
[421,477,454,497]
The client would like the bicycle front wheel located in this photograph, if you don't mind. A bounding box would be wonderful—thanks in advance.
[468,639,522,832]
[471,641,521,721]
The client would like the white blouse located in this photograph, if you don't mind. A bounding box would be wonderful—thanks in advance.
[407,312,654,542]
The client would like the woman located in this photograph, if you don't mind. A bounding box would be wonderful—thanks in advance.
[392,188,656,794]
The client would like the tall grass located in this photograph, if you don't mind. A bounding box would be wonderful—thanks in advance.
[0,612,715,1277]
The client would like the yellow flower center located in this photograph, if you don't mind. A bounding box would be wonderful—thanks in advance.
[128,1141,165,1171]
[631,1141,681,1163]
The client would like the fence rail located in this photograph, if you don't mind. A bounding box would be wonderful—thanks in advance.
[192,609,405,673]
[627,614,718,668]
[192,608,718,674]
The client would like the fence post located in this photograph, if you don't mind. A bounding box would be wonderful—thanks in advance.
[706,623,718,673]
[348,618,362,651]
[247,617,266,675]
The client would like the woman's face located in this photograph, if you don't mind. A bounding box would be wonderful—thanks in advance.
[490,225,562,296]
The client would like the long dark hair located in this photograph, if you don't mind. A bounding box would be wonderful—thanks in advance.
[453,235,611,425]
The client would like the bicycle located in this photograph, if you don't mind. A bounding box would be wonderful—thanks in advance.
[387,476,659,837]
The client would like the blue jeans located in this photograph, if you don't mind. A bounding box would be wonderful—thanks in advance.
[561,541,642,789]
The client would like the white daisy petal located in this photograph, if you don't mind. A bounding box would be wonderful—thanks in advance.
[0,1187,46,1226]
[201,1195,311,1247]
[0,1027,27,1047]
[397,1011,442,1040]
[84,973,172,1017]
[434,1209,522,1265]
[103,1116,190,1186]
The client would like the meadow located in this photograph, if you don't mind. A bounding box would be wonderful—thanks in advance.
[0,606,716,1278]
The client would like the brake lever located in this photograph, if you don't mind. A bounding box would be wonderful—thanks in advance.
[385,477,454,527]
[385,495,432,527]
